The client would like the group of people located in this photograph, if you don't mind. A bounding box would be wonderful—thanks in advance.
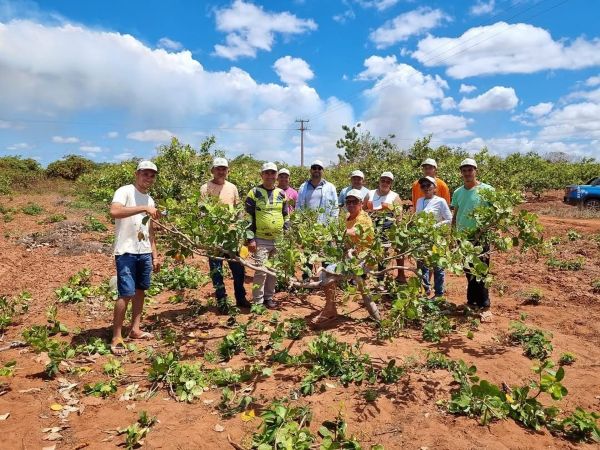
[107,156,493,354]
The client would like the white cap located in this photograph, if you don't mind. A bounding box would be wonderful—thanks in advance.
[212,157,229,168]
[380,171,394,181]
[350,170,364,179]
[421,158,437,168]
[310,160,324,168]
[418,176,437,186]
[261,162,278,172]
[346,189,365,201]
[136,160,158,172]
[278,168,290,176]
[460,158,478,169]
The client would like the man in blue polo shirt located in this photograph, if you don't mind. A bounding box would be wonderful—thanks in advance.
[297,160,338,224]
[451,158,494,314]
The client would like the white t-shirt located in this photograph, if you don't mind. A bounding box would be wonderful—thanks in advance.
[111,184,155,255]
[366,189,399,210]
[415,195,452,226]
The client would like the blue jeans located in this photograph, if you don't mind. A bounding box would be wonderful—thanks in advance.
[419,262,445,297]
[208,258,246,303]
[115,253,153,297]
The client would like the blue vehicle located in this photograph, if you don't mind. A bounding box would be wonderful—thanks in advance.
[564,177,600,209]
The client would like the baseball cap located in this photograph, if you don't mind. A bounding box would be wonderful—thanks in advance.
[418,176,437,186]
[380,171,394,181]
[350,170,365,179]
[346,189,364,201]
[421,158,437,168]
[310,160,324,168]
[136,160,158,172]
[261,162,278,172]
[459,158,478,169]
[278,168,290,176]
[212,157,229,168]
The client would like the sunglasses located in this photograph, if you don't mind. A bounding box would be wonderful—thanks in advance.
[345,199,360,205]
[310,166,323,170]
[420,183,434,189]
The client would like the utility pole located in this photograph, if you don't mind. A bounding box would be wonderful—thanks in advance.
[295,118,309,167]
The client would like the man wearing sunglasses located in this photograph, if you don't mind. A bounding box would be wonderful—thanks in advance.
[451,158,494,317]
[297,160,339,224]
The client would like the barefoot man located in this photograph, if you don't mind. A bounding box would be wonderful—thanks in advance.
[109,160,161,355]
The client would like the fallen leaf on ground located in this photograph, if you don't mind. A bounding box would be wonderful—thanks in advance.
[42,445,56,450]
[214,424,225,432]
[0,413,9,420]
[18,387,42,393]
[44,432,62,441]
[240,409,255,422]
[49,403,63,411]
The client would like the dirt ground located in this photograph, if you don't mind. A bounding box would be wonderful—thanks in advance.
[0,188,598,450]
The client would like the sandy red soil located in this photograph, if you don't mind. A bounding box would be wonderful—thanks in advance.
[0,187,598,450]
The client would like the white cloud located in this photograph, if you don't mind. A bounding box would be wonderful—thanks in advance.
[6,142,31,151]
[213,0,317,60]
[114,151,134,161]
[537,102,600,141]
[357,55,449,139]
[470,0,495,16]
[0,19,353,163]
[459,86,518,112]
[0,120,12,128]
[357,0,401,11]
[127,129,174,142]
[440,97,456,110]
[52,135,79,144]
[79,145,102,153]
[333,8,355,24]
[525,102,553,117]
[369,7,450,49]
[157,37,183,51]
[459,83,476,94]
[458,136,594,158]
[107,131,119,138]
[420,114,473,139]
[273,56,314,86]
[413,22,600,78]
[585,75,600,87]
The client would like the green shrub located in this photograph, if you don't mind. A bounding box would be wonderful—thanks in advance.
[46,155,96,180]
[21,202,43,215]
[0,156,44,194]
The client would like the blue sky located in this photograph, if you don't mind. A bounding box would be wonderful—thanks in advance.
[0,0,599,165]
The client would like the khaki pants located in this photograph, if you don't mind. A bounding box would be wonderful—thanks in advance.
[252,238,277,304]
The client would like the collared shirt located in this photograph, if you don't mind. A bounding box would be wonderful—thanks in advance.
[297,179,339,224]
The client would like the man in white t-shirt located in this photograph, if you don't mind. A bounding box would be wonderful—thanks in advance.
[109,160,161,355]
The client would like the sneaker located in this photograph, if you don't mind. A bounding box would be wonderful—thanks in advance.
[264,300,277,309]
[236,298,252,308]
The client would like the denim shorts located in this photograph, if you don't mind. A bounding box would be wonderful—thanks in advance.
[115,253,153,297]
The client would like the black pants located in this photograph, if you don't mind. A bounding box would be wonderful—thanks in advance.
[464,243,490,307]
[208,258,246,304]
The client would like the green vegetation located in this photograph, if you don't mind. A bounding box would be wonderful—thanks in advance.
[55,268,94,303]
[83,380,118,398]
[546,256,584,271]
[558,352,576,366]
[46,154,96,180]
[21,202,44,215]
[84,215,107,232]
[509,321,553,360]
[0,156,44,195]
[117,411,158,450]
[0,291,31,332]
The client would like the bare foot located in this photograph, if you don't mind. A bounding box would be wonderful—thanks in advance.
[111,338,128,356]
[310,309,338,326]
[127,330,153,340]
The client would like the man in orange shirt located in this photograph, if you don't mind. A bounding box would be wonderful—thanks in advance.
[411,158,451,210]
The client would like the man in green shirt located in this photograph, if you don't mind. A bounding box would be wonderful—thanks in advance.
[245,162,289,309]
[451,158,494,312]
